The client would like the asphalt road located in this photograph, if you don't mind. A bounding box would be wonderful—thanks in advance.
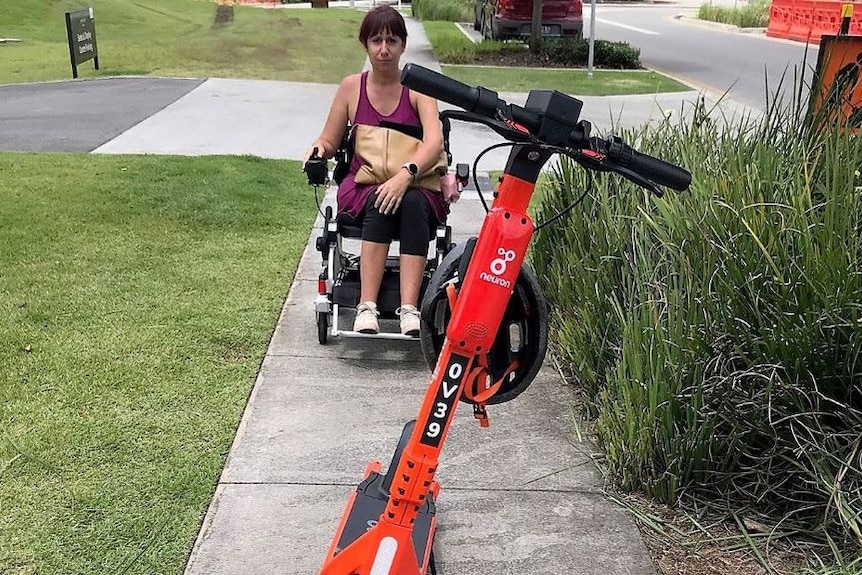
[581,4,820,109]
[0,77,204,152]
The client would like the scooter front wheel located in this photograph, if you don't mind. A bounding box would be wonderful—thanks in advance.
[418,242,549,405]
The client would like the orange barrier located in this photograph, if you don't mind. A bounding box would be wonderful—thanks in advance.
[767,0,860,43]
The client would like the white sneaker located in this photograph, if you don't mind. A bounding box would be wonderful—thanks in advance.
[353,301,379,334]
[397,304,421,337]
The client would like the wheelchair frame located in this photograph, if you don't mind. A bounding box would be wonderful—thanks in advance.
[311,115,466,344]
[313,206,453,343]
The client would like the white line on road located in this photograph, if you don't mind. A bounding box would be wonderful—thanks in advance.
[592,18,660,35]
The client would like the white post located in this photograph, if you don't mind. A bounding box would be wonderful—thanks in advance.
[587,0,596,78]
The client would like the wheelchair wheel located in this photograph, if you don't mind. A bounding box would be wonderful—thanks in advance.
[419,242,549,405]
[317,312,328,345]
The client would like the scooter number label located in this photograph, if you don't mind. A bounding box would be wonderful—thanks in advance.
[420,354,469,447]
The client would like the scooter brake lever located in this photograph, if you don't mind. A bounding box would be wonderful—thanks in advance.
[614,165,664,197]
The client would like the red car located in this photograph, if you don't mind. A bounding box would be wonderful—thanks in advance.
[474,0,584,41]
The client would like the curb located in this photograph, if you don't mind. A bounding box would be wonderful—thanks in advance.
[673,13,766,35]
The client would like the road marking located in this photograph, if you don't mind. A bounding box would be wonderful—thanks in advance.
[593,18,660,35]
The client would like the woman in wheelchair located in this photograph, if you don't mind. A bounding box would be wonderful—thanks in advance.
[303,6,449,336]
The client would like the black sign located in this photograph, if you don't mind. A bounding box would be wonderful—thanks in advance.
[419,353,469,448]
[65,8,99,79]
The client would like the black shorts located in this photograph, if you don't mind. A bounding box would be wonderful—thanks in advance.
[346,189,439,256]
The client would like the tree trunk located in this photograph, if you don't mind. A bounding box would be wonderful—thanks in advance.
[530,0,543,54]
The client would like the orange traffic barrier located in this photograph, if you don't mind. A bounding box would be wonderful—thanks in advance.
[767,0,794,38]
[768,0,861,43]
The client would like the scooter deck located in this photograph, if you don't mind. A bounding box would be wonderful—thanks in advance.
[332,471,436,571]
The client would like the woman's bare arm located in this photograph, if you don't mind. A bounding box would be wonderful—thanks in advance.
[410,92,444,173]
[303,75,358,164]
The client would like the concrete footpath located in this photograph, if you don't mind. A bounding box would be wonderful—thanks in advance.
[181,17,660,575]
[0,11,749,573]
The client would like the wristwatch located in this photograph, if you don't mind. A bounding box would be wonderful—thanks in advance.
[402,162,419,181]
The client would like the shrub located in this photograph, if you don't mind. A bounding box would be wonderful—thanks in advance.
[412,0,474,22]
[423,20,513,63]
[698,0,770,28]
[530,92,862,558]
[539,38,640,69]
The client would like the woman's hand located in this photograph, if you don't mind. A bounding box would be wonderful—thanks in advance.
[302,141,328,169]
[374,169,412,215]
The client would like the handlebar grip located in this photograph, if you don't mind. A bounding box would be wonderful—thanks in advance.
[605,137,690,192]
[629,150,691,191]
[401,64,500,118]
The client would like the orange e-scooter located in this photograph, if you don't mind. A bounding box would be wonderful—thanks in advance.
[318,64,692,575]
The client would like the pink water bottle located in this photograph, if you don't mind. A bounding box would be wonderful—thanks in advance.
[441,172,460,204]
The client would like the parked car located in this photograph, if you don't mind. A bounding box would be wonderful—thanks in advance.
[473,0,583,41]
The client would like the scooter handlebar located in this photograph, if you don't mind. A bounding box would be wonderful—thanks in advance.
[602,136,691,192]
[628,149,691,192]
[402,63,504,119]
[401,63,691,192]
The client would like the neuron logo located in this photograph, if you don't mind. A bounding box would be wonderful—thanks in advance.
[480,248,516,289]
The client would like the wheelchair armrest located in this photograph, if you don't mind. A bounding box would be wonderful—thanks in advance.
[336,212,364,239]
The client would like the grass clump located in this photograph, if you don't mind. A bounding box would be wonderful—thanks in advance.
[530,89,862,569]
[698,0,770,28]
[0,153,316,574]
[423,20,514,63]
[411,0,474,22]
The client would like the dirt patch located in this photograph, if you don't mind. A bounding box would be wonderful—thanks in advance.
[616,492,811,575]
[212,5,235,28]
[451,49,634,70]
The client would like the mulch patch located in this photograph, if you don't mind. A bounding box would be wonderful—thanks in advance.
[450,51,631,70]
[213,5,235,27]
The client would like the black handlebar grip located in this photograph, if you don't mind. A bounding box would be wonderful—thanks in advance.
[401,64,479,111]
[401,64,501,118]
[629,150,691,191]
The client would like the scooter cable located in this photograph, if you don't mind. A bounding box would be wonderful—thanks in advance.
[533,151,594,233]
[470,143,594,233]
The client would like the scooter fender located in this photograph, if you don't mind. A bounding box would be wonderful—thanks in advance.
[446,206,533,354]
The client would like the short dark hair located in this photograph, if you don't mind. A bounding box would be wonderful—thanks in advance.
[359,6,407,46]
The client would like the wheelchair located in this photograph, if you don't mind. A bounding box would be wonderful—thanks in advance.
[304,115,469,344]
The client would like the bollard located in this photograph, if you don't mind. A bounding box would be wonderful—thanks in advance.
[841,3,853,34]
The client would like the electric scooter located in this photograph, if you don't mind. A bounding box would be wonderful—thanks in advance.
[317,64,692,575]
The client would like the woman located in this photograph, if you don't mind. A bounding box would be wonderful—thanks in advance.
[304,6,448,336]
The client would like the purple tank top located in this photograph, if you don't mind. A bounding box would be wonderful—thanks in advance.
[337,71,448,223]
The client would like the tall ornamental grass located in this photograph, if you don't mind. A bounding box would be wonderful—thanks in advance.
[411,0,473,22]
[530,95,862,557]
[698,0,770,28]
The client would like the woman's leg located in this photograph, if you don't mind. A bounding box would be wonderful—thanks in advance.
[396,189,435,335]
[359,240,389,303]
[352,192,397,333]
[397,189,436,304]
[399,254,426,307]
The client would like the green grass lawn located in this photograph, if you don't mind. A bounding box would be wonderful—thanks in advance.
[0,153,316,574]
[0,0,366,84]
[442,64,690,96]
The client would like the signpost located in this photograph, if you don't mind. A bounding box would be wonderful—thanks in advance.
[65,7,99,79]
[809,34,862,130]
